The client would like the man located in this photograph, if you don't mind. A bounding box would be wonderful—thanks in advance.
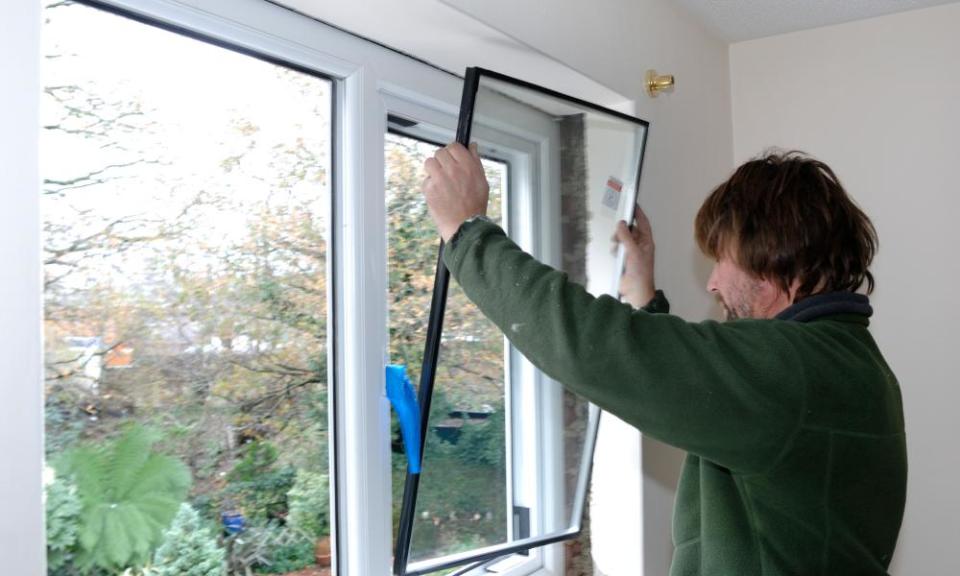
[422,144,906,575]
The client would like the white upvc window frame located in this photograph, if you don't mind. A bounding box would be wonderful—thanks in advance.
[3,0,575,574]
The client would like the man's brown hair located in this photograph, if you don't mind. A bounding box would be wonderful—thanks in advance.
[695,150,877,301]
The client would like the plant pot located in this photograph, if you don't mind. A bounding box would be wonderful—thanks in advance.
[314,535,332,567]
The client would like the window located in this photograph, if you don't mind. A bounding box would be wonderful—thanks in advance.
[41,2,333,574]
[8,1,647,575]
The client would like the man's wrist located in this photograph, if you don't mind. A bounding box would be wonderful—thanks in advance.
[445,214,491,247]
[640,289,670,314]
[622,281,656,310]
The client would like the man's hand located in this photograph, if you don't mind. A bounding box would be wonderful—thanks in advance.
[614,205,657,309]
[422,142,489,242]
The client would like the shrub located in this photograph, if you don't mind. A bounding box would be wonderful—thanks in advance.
[253,538,313,574]
[455,407,506,469]
[228,441,278,483]
[153,503,224,576]
[223,467,295,524]
[225,440,296,522]
[286,470,329,538]
[45,467,81,573]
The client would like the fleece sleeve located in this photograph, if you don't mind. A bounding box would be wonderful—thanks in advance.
[443,219,808,474]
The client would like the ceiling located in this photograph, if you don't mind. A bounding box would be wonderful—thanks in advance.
[673,0,960,42]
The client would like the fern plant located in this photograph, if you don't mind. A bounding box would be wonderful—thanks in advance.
[57,425,191,572]
[153,503,224,576]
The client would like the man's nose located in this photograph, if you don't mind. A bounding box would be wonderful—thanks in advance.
[706,265,720,294]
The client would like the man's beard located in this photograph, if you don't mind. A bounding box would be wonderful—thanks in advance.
[720,292,755,321]
[722,303,743,321]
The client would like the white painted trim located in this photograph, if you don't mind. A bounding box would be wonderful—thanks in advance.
[0,0,45,572]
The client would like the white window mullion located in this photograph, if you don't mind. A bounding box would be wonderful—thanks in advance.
[334,68,393,576]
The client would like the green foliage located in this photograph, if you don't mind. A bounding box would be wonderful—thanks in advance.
[453,407,506,469]
[57,425,191,572]
[152,503,224,576]
[393,401,509,557]
[286,470,329,538]
[224,468,296,524]
[225,524,312,576]
[45,391,87,458]
[252,538,313,574]
[228,441,278,483]
[225,444,295,522]
[45,470,81,573]
[401,446,507,557]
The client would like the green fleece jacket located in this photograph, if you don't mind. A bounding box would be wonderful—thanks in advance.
[444,219,907,576]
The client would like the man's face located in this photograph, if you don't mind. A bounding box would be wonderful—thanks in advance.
[706,258,765,320]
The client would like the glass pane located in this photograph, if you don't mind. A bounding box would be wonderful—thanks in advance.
[470,69,646,538]
[41,4,333,575]
[386,132,508,566]
[473,75,646,297]
[399,68,648,575]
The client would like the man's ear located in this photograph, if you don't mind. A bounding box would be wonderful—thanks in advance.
[786,278,804,304]
[756,277,794,318]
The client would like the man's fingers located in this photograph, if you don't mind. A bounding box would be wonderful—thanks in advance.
[469,142,480,159]
[447,142,473,165]
[424,157,443,178]
[612,221,633,255]
[435,147,456,169]
[614,220,637,251]
[633,205,652,232]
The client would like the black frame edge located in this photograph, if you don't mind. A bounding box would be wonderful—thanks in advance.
[392,67,482,576]
[472,67,650,128]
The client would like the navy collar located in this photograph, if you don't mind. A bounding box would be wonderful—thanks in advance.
[775,292,873,323]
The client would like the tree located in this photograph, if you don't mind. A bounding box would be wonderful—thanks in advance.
[40,1,332,502]
[286,470,330,538]
[153,503,225,576]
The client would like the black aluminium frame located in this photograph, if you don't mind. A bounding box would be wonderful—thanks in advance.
[393,67,651,576]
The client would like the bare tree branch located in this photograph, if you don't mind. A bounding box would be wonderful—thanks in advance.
[45,341,123,382]
[43,159,161,193]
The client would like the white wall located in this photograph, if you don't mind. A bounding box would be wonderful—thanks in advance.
[0,0,46,573]
[731,4,960,574]
[440,1,734,573]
